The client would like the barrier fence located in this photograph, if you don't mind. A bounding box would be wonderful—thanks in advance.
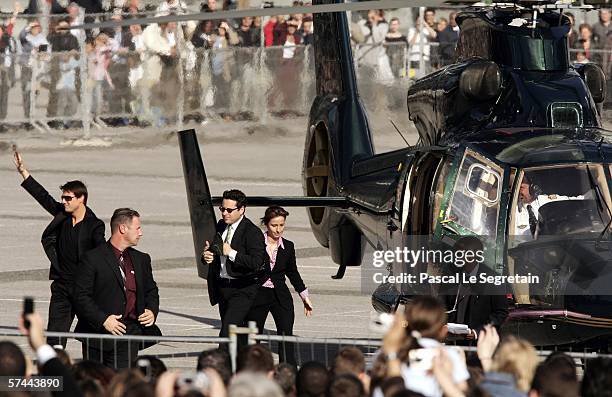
[1,322,612,372]
[3,35,612,136]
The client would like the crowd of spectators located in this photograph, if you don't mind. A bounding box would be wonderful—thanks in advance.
[0,2,610,129]
[0,0,319,127]
[3,297,612,397]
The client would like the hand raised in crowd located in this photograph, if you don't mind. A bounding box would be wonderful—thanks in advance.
[383,310,407,355]
[18,312,46,351]
[103,314,126,336]
[138,309,155,327]
[13,147,30,180]
[202,241,214,264]
[477,324,499,371]
[303,296,313,317]
[382,310,406,378]
[432,349,466,397]
[155,371,180,397]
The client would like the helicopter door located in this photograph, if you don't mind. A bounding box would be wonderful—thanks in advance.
[396,151,445,245]
[436,148,507,258]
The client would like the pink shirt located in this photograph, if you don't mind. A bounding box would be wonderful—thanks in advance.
[262,232,309,301]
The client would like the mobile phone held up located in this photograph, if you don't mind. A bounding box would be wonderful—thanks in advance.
[23,297,34,329]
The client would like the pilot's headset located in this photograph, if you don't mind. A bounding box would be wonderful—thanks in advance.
[523,175,542,198]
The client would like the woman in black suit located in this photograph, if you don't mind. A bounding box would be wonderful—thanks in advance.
[247,206,313,365]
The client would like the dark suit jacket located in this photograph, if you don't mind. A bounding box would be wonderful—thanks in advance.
[206,217,266,306]
[21,176,105,281]
[74,243,161,349]
[268,238,307,310]
[445,265,509,332]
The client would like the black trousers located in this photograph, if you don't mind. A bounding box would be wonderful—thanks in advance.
[247,286,296,365]
[81,320,142,369]
[217,279,259,339]
[47,280,76,348]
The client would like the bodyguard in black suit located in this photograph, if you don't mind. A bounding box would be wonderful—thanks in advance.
[246,206,313,365]
[14,150,105,347]
[74,208,161,369]
[202,189,267,339]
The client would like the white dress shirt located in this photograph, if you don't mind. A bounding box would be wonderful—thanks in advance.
[219,216,243,279]
[514,194,584,237]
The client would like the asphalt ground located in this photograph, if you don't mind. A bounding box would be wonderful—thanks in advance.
[0,115,412,368]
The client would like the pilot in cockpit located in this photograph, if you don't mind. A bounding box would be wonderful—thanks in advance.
[514,174,584,238]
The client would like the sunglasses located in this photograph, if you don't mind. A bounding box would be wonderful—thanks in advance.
[219,206,240,214]
[61,195,76,202]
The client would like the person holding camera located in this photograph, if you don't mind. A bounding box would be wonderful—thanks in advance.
[14,150,105,348]
[245,206,313,365]
[371,296,469,397]
[18,310,83,397]
[202,189,267,340]
[74,208,161,369]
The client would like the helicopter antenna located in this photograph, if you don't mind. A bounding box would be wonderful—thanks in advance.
[597,137,606,161]
[389,119,411,147]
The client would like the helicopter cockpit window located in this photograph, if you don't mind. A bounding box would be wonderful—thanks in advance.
[511,164,612,242]
[446,151,503,236]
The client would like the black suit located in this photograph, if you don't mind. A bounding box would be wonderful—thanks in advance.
[74,242,161,369]
[206,217,266,338]
[445,265,509,333]
[21,176,105,347]
[247,237,306,365]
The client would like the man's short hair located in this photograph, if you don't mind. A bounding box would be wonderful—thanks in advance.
[332,347,365,376]
[297,361,329,397]
[60,180,88,204]
[72,360,116,388]
[0,341,26,376]
[236,345,274,374]
[110,208,140,233]
[531,362,579,397]
[581,357,612,397]
[222,189,247,208]
[197,348,231,385]
[543,352,577,381]
[327,373,365,397]
[274,363,297,396]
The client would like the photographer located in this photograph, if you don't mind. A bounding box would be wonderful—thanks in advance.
[155,367,227,397]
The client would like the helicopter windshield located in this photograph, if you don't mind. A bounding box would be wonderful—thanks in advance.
[492,33,569,71]
[511,164,612,242]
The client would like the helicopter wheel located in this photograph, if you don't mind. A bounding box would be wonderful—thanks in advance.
[303,123,334,247]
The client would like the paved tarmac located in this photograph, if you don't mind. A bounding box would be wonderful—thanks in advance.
[0,116,413,368]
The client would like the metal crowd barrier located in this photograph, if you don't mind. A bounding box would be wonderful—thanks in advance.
[3,11,612,138]
[1,323,612,371]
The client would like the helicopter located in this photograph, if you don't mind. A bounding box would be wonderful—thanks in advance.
[178,0,612,350]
